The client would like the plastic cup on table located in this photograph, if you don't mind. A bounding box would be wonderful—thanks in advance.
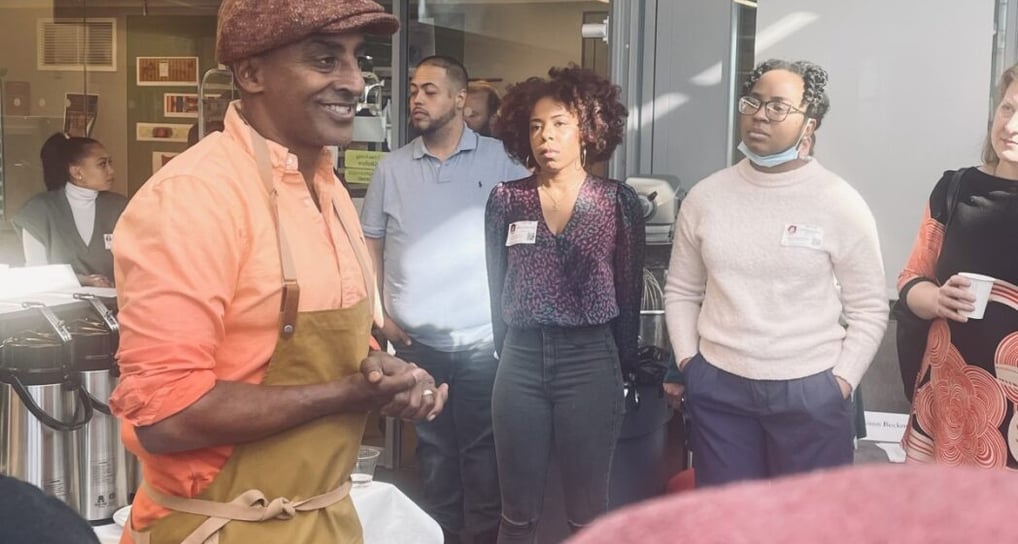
[352,446,383,486]
[959,272,995,319]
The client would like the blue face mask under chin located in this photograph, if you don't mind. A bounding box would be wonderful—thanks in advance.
[737,140,803,168]
[738,118,814,168]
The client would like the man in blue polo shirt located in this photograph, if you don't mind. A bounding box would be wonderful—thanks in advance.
[361,56,528,544]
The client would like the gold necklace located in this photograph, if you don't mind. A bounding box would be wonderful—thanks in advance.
[539,178,584,212]
[540,186,562,211]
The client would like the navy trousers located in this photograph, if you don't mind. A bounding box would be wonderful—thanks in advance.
[683,353,855,487]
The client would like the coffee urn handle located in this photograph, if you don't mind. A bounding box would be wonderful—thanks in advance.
[73,293,120,351]
[7,373,93,431]
[22,300,76,376]
[22,301,73,344]
[82,387,112,415]
[17,301,96,428]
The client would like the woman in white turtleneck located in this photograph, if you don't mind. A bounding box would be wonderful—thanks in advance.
[13,133,127,287]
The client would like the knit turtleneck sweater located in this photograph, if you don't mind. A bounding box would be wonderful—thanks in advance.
[64,181,99,244]
[664,158,888,387]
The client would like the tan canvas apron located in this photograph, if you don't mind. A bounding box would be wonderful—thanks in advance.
[130,126,375,544]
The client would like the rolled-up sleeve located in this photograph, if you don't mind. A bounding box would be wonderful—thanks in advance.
[110,175,243,427]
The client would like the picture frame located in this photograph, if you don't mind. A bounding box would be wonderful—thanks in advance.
[64,93,99,138]
[152,151,180,174]
[136,122,190,143]
[137,56,199,86]
[163,93,200,118]
[5,81,31,116]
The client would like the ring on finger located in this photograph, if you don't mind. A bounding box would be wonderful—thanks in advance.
[422,388,435,398]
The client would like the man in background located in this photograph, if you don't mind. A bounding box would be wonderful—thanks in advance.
[465,81,501,137]
[361,56,528,543]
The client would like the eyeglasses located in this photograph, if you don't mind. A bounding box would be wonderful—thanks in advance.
[738,96,807,122]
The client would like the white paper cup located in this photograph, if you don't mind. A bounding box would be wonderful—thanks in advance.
[959,272,996,319]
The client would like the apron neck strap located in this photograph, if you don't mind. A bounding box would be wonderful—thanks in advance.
[248,125,301,339]
[246,119,375,338]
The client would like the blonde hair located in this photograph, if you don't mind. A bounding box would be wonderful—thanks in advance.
[983,63,1018,165]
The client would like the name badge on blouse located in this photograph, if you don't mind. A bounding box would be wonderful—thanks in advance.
[780,224,823,249]
[104,234,113,250]
[506,221,538,246]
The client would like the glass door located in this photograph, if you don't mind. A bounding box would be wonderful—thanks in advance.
[387,0,611,173]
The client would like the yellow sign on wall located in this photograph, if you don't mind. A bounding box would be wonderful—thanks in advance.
[344,150,386,184]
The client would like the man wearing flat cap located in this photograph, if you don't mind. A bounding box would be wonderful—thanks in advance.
[109,1,448,542]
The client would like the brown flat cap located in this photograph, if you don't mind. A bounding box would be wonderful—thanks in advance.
[216,0,399,65]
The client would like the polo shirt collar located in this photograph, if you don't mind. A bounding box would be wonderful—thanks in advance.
[412,123,479,160]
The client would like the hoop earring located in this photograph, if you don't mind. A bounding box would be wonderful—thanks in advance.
[525,155,532,169]
[580,146,587,167]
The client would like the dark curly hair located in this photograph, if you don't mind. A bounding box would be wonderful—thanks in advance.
[494,66,627,167]
[742,59,830,127]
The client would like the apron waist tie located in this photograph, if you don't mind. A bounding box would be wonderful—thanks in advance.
[130,480,353,544]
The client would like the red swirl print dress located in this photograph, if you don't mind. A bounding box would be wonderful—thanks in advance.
[899,168,1018,468]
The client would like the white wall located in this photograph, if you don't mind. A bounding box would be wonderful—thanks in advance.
[756,1,995,295]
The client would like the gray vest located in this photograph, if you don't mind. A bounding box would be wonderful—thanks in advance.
[12,187,127,279]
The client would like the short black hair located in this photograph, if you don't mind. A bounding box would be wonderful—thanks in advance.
[0,476,99,544]
[416,55,468,93]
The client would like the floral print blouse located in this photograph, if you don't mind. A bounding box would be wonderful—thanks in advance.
[484,174,645,371]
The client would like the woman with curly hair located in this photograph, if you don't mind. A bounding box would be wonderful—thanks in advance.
[662,59,888,486]
[898,63,1018,469]
[484,66,644,541]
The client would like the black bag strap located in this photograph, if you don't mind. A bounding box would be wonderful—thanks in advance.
[900,168,968,301]
[942,167,968,231]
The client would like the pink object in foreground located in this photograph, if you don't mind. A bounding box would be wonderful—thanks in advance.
[569,463,1014,544]
[665,468,695,494]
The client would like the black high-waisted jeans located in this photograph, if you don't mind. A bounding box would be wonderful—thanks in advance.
[492,324,625,543]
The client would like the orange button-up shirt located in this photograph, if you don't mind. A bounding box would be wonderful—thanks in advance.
[110,104,376,533]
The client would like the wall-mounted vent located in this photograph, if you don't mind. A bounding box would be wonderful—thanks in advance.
[37,18,116,72]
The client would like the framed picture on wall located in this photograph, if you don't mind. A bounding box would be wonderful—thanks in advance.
[152,151,180,174]
[163,93,200,118]
[5,81,31,116]
[137,122,190,143]
[137,57,199,86]
[64,93,99,138]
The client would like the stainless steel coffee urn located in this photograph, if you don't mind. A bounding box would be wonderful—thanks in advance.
[69,293,124,523]
[0,302,92,508]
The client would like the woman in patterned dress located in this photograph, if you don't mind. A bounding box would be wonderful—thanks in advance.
[900,63,1018,468]
[484,66,644,542]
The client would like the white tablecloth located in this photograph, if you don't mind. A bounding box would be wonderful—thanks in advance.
[94,481,442,544]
